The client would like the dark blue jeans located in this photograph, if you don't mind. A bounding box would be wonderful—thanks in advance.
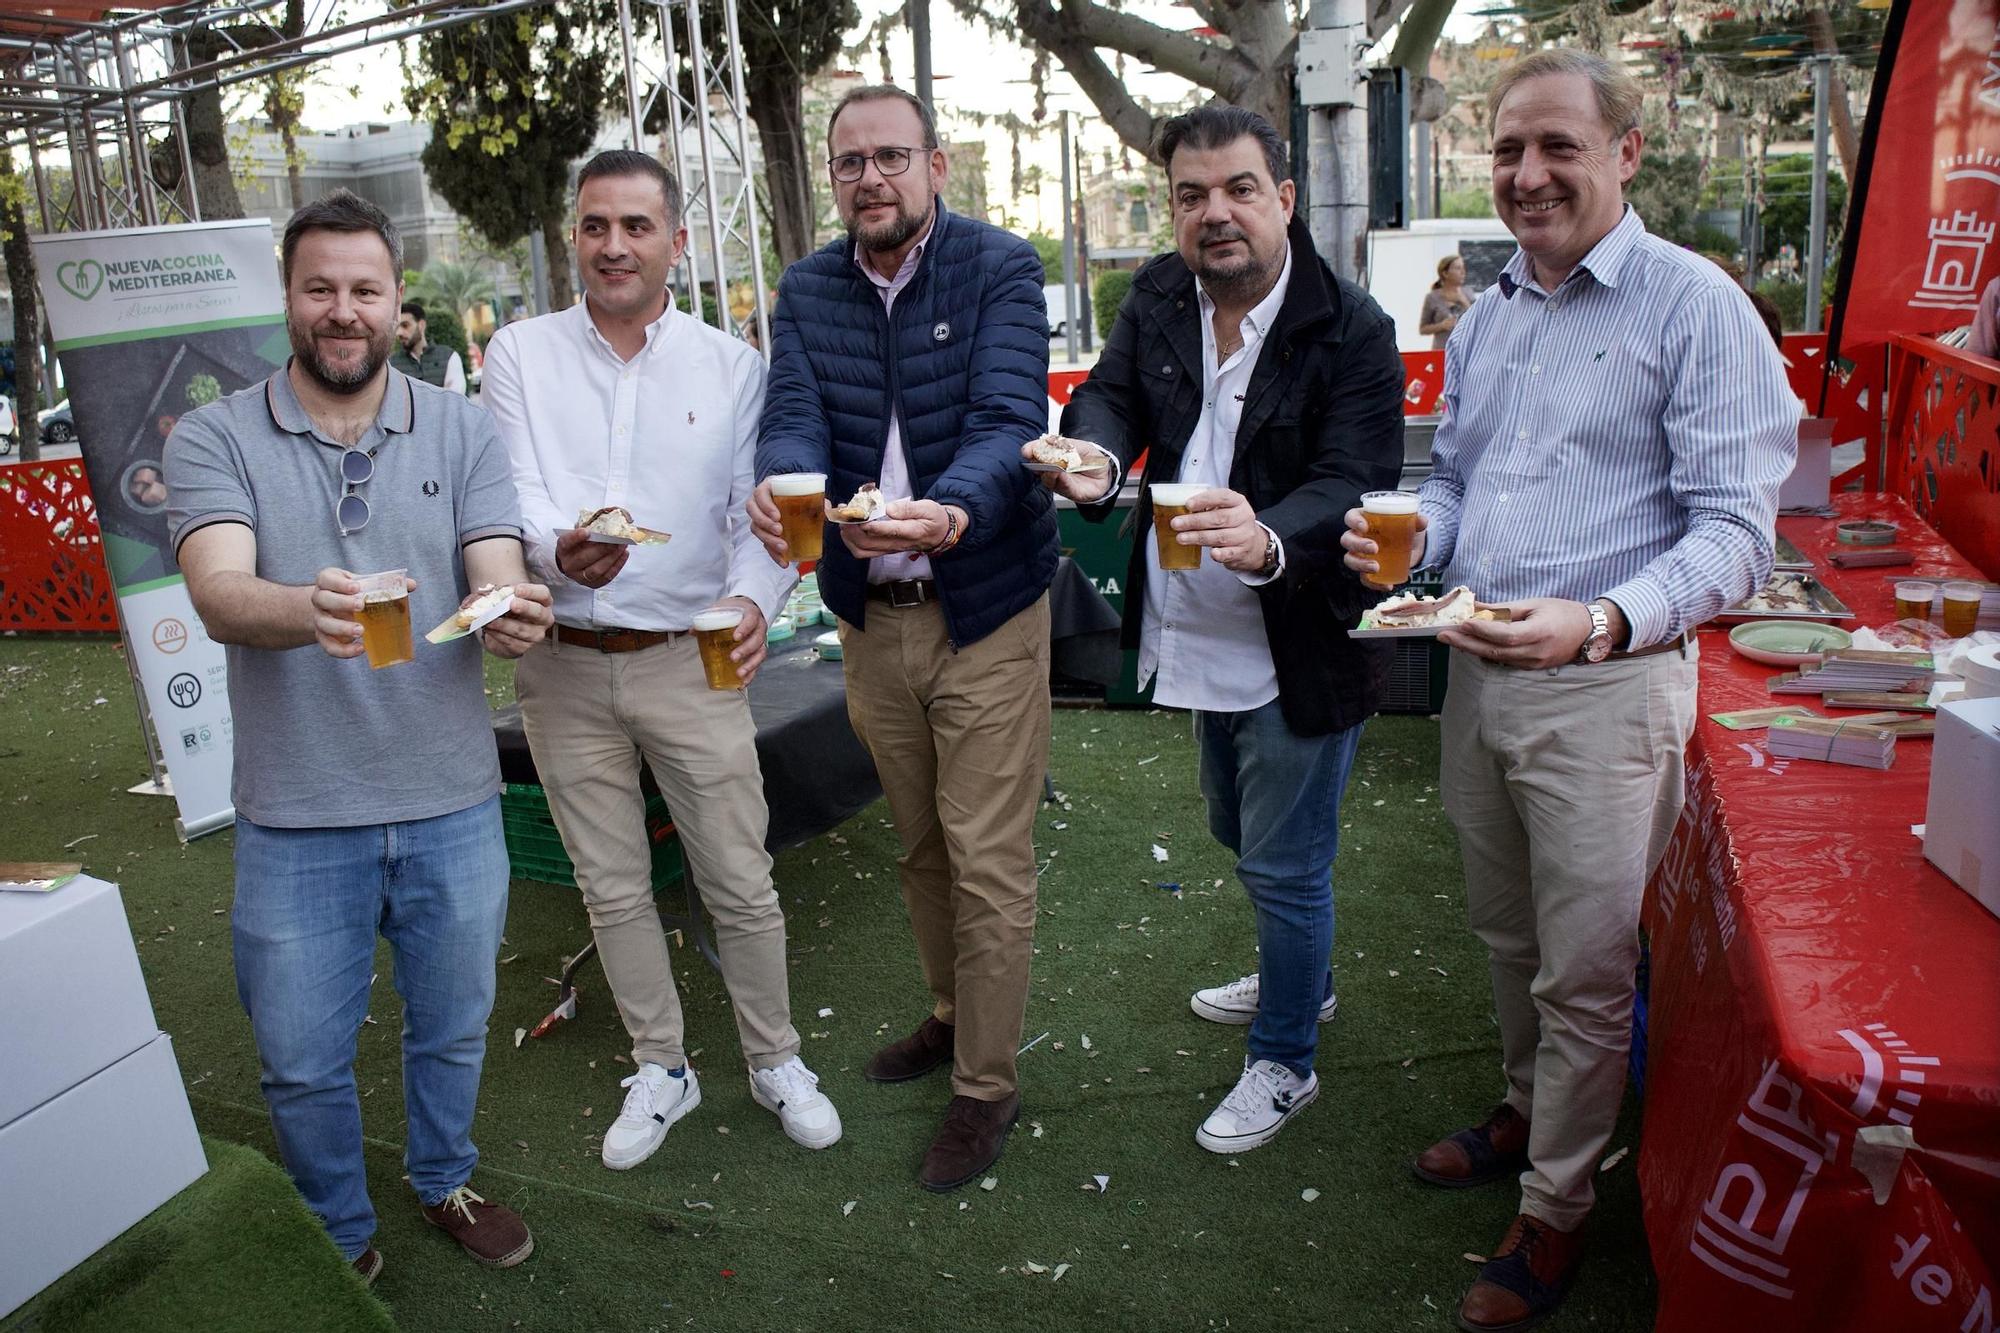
[232,795,510,1258]
[1196,702,1365,1079]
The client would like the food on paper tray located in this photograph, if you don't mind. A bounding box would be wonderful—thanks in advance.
[453,584,514,630]
[576,505,670,544]
[1024,434,1109,473]
[1365,585,1506,630]
[827,483,889,523]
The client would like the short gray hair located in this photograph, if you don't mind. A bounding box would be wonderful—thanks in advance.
[1488,48,1643,138]
[281,188,401,286]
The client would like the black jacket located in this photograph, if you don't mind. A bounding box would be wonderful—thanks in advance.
[1060,217,1405,736]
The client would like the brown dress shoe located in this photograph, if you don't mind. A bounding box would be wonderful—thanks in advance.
[420,1185,534,1268]
[1414,1102,1531,1188]
[865,1015,955,1083]
[918,1092,1020,1192]
[350,1247,384,1286]
[1457,1213,1585,1332]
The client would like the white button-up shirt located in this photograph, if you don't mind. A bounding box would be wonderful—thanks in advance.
[482,295,795,631]
[1138,250,1292,714]
[855,220,936,584]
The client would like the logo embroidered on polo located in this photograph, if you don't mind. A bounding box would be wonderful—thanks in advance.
[422,480,440,497]
[932,321,951,342]
[688,411,697,425]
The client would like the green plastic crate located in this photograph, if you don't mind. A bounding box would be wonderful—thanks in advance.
[500,782,685,890]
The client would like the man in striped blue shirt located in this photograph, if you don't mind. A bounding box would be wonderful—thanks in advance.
[1343,48,1797,1331]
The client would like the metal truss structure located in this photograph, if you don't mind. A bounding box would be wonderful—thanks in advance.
[0,0,765,340]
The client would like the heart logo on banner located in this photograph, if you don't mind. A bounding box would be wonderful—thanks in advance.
[57,259,105,301]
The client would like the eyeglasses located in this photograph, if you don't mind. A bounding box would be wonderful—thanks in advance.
[828,146,921,183]
[336,447,374,536]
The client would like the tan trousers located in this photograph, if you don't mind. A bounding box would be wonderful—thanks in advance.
[839,594,1051,1101]
[515,634,799,1073]
[1439,643,1698,1231]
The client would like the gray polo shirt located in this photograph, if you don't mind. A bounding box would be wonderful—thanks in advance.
[164,365,522,829]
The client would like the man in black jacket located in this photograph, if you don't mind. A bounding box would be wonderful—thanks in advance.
[1046,104,1403,1154]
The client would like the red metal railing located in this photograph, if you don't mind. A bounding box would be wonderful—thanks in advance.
[1884,334,2000,580]
[0,457,118,632]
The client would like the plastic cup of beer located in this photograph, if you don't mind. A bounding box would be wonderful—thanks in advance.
[1893,580,1937,623]
[353,569,412,669]
[1360,490,1421,589]
[1942,581,1984,638]
[693,607,746,690]
[1151,483,1206,571]
[771,472,827,564]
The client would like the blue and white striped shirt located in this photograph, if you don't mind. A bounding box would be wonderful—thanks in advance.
[1418,208,1798,649]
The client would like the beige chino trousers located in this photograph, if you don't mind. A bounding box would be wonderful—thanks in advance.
[1439,643,1698,1231]
[515,634,800,1073]
[838,594,1052,1101]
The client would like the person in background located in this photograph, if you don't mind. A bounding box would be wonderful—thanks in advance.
[1968,275,2000,360]
[1343,49,1796,1330]
[1419,254,1472,348]
[392,300,468,395]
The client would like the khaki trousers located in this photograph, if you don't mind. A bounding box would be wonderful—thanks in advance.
[839,594,1051,1101]
[1439,643,1698,1231]
[515,634,799,1073]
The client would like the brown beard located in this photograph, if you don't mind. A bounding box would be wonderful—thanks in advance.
[289,313,393,396]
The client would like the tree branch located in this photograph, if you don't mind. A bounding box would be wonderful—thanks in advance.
[1028,26,1165,161]
[1013,0,1252,95]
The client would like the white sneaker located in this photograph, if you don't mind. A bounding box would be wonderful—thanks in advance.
[749,1056,843,1149]
[1195,1059,1319,1154]
[1189,973,1339,1026]
[601,1063,701,1170]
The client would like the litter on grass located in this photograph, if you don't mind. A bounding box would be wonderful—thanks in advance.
[1151,844,1169,862]
[513,1028,526,1048]
[842,1201,857,1216]
[1080,1033,1092,1050]
[1600,1146,1631,1172]
[817,1007,834,1018]
[980,1177,998,1191]
[1093,1174,1110,1192]
[1301,1188,1321,1203]
[1053,1263,1071,1282]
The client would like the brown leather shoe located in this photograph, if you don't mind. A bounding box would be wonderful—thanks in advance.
[918,1092,1020,1192]
[865,1015,955,1083]
[420,1185,534,1268]
[350,1247,383,1286]
[1414,1102,1531,1188]
[1457,1213,1585,1332]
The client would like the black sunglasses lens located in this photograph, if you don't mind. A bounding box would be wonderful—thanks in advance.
[341,450,374,485]
[337,492,370,533]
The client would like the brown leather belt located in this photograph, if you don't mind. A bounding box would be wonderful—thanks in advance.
[1610,630,1695,661]
[554,624,682,653]
[864,579,938,608]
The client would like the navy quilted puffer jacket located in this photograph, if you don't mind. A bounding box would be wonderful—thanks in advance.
[755,200,1058,649]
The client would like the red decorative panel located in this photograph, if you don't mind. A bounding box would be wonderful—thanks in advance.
[1885,335,2000,580]
[1781,333,1886,493]
[0,459,119,632]
[1401,350,1443,416]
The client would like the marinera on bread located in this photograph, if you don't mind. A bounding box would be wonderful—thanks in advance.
[828,483,889,522]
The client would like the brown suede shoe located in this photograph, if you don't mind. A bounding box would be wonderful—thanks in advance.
[918,1092,1020,1192]
[1414,1102,1531,1188]
[865,1015,955,1083]
[1457,1213,1585,1332]
[420,1185,534,1268]
[350,1248,383,1287]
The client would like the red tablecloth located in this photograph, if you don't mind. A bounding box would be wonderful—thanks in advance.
[1640,493,2000,1331]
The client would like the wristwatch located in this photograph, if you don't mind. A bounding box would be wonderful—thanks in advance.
[1577,601,1614,663]
[1257,529,1280,577]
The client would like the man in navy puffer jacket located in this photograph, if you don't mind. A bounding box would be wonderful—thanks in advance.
[750,84,1055,1192]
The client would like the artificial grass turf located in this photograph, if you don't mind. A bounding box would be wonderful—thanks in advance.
[0,637,1656,1332]
[1,1137,394,1333]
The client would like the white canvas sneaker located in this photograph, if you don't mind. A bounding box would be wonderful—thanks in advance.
[601,1063,701,1170]
[1189,973,1339,1026]
[1195,1059,1319,1154]
[749,1056,843,1149]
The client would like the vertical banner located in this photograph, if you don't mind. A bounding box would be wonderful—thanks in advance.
[1829,0,2000,363]
[32,219,289,840]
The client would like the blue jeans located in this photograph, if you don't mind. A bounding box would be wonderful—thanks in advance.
[1196,702,1365,1079]
[232,795,510,1259]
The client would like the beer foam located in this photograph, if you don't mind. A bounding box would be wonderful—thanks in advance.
[1361,490,1420,514]
[1150,483,1205,507]
[770,472,827,496]
[362,589,405,604]
[692,608,745,632]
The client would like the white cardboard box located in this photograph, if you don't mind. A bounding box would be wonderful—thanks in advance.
[1780,416,1835,511]
[0,1033,208,1319]
[1924,696,2000,917]
[0,874,159,1125]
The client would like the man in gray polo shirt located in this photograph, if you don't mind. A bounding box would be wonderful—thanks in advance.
[165,189,553,1283]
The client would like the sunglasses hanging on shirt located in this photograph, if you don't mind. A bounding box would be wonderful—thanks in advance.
[337,447,374,536]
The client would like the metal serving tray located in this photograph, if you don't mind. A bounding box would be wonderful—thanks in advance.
[1716,573,1855,623]
[1772,534,1813,572]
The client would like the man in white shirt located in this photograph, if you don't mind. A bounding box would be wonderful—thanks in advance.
[482,149,840,1170]
[1052,106,1404,1155]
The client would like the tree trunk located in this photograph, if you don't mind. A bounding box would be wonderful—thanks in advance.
[4,165,41,462]
[183,34,245,221]
[266,77,305,210]
[542,211,575,310]
[747,70,813,268]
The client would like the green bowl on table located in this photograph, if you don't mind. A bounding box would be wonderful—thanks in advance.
[1727,620,1853,667]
